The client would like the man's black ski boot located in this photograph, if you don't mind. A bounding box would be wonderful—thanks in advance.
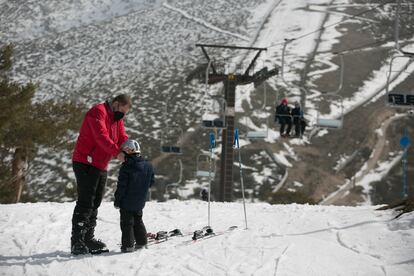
[71,210,90,255]
[71,239,90,255]
[84,210,109,254]
[135,243,148,250]
[121,246,135,253]
[85,238,109,254]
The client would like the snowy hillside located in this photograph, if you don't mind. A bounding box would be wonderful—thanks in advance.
[1,0,283,200]
[1,201,413,275]
[1,0,413,204]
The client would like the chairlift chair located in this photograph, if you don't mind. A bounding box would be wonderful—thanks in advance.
[315,95,344,129]
[315,118,343,129]
[281,39,345,130]
[165,183,179,194]
[314,54,345,129]
[387,1,414,108]
[245,114,269,139]
[246,130,268,139]
[201,59,227,129]
[246,82,269,139]
[160,126,183,154]
[196,153,216,178]
[160,86,184,154]
[164,183,179,200]
[385,54,414,108]
[201,97,227,129]
[163,158,183,200]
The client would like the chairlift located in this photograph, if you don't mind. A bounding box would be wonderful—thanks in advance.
[246,129,268,139]
[315,90,344,129]
[315,54,344,129]
[163,158,183,200]
[280,39,313,131]
[159,86,184,154]
[196,153,216,178]
[246,83,269,139]
[202,97,227,129]
[282,39,345,130]
[160,126,183,154]
[385,54,414,108]
[316,119,343,129]
[201,60,227,129]
[386,0,414,108]
[164,183,179,200]
[315,97,344,129]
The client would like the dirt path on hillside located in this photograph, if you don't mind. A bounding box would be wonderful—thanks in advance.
[320,114,408,205]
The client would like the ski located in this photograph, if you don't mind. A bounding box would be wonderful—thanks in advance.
[145,226,238,247]
[148,228,183,240]
[146,228,186,246]
[192,226,215,240]
[179,225,238,246]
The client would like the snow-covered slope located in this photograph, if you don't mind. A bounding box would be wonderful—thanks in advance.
[1,201,413,275]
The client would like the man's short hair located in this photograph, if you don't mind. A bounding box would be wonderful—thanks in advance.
[112,94,132,108]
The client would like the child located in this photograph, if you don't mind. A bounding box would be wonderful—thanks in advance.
[114,139,155,252]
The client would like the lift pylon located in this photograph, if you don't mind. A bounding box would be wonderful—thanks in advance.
[188,44,278,201]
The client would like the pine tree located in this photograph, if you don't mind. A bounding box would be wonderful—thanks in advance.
[0,44,84,203]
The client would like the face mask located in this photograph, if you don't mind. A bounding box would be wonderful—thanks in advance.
[114,111,125,121]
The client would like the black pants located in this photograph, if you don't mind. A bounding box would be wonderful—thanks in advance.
[280,122,292,135]
[120,210,147,249]
[294,122,301,136]
[71,162,107,242]
[294,122,306,137]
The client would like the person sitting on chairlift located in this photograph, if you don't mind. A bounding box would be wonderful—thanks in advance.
[200,187,209,201]
[291,101,307,138]
[275,98,292,137]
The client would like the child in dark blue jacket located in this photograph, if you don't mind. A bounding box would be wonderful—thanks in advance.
[114,139,155,253]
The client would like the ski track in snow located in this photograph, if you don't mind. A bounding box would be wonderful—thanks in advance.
[273,244,290,276]
[1,202,414,276]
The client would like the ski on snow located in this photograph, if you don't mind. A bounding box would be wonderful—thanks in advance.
[146,228,186,246]
[179,225,238,246]
[146,226,238,247]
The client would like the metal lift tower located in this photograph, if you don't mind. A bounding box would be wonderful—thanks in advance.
[189,44,278,201]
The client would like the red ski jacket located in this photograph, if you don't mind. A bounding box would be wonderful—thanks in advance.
[72,102,128,171]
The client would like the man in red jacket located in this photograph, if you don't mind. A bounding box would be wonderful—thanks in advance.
[71,94,130,255]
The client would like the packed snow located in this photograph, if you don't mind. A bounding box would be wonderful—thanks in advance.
[1,201,413,276]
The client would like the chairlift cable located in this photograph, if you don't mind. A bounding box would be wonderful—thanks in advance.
[266,0,396,50]
[222,0,396,62]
